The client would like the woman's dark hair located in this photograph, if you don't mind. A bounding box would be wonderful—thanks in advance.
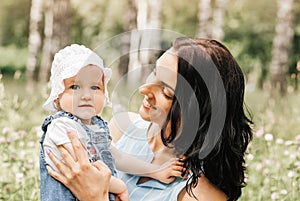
[160,37,253,201]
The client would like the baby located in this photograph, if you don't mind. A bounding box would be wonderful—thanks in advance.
[39,44,184,201]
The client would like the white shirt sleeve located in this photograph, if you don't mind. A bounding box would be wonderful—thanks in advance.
[43,117,88,172]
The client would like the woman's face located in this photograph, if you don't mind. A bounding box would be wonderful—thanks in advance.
[138,49,178,125]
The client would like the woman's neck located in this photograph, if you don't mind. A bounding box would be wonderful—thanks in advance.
[147,123,164,152]
[147,123,175,161]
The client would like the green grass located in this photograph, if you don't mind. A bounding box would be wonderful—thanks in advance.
[0,75,299,200]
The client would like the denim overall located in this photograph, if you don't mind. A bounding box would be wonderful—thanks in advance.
[40,110,116,201]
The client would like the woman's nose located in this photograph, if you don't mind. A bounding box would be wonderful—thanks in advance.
[139,84,154,99]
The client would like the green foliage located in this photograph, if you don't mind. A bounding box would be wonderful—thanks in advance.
[162,0,199,36]
[224,0,277,89]
[0,46,28,76]
[70,0,126,46]
[0,0,31,47]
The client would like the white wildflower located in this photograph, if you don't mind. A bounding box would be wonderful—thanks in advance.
[276,138,284,144]
[287,171,295,178]
[271,192,279,200]
[264,133,273,141]
[279,189,288,195]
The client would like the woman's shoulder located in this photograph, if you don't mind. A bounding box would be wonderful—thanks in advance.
[108,112,139,143]
[177,174,228,201]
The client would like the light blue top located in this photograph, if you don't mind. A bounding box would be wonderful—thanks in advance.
[115,115,188,201]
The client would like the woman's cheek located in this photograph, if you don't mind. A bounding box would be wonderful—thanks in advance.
[149,105,168,126]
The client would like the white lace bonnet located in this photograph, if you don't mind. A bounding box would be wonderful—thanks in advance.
[43,44,112,112]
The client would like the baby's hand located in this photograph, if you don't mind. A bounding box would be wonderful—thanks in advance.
[154,158,188,184]
[115,187,129,201]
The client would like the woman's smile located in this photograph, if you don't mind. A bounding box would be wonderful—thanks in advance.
[142,98,152,110]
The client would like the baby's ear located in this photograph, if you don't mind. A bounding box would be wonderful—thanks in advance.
[54,98,61,110]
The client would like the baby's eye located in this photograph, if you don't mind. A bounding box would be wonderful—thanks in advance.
[91,86,101,90]
[70,85,80,90]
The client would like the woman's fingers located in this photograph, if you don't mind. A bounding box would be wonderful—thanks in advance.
[47,165,68,185]
[92,160,109,172]
[57,145,82,177]
[46,150,70,184]
[67,129,89,165]
[47,149,69,173]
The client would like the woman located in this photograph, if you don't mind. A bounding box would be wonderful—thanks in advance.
[48,37,253,201]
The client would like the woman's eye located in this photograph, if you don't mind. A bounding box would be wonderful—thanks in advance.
[70,85,80,90]
[162,88,173,100]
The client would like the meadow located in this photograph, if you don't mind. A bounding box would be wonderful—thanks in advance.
[0,74,299,201]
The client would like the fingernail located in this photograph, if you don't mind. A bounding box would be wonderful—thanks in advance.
[46,149,50,155]
[66,128,72,133]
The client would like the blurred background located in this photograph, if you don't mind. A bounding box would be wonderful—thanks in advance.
[0,0,299,200]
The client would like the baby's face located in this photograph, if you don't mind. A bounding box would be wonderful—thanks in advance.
[58,65,105,124]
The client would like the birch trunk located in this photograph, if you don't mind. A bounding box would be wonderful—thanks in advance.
[211,0,228,40]
[270,0,294,94]
[197,0,212,38]
[118,0,137,78]
[26,0,43,92]
[39,0,71,83]
[128,0,162,84]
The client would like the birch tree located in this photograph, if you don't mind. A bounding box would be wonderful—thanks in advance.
[211,0,228,40]
[26,0,43,91]
[127,0,162,84]
[197,0,212,38]
[39,0,71,83]
[270,0,295,94]
[118,0,137,78]
[197,0,228,41]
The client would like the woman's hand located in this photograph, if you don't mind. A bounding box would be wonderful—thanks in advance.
[47,130,111,201]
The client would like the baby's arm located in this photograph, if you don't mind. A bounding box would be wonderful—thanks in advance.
[109,175,129,201]
[110,146,185,184]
